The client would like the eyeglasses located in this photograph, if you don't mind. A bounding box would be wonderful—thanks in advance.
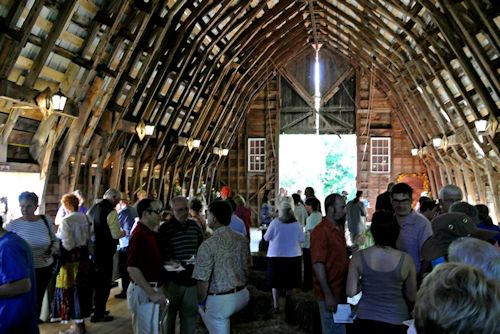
[391,198,411,204]
[147,209,162,215]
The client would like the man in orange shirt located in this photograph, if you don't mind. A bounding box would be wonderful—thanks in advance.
[311,193,349,334]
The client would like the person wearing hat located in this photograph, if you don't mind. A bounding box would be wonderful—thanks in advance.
[264,200,304,313]
[115,192,137,299]
[220,186,232,200]
[421,212,499,274]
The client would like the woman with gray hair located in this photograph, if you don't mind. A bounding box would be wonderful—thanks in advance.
[413,263,499,334]
[264,201,304,313]
[4,191,59,320]
[448,237,499,280]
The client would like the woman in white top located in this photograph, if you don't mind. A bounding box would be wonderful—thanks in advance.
[264,201,304,312]
[4,191,59,319]
[52,193,91,334]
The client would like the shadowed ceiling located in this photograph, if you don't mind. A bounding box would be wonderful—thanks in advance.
[0,0,498,188]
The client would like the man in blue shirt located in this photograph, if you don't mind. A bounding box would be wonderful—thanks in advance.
[115,193,137,299]
[0,217,38,334]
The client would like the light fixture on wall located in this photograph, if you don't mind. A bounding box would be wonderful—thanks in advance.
[136,120,155,141]
[51,89,67,112]
[35,88,73,120]
[474,119,488,135]
[144,124,155,136]
[213,147,229,157]
[432,137,442,147]
[179,137,201,151]
[411,148,419,156]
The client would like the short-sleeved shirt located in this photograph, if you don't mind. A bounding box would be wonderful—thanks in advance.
[158,218,203,286]
[192,226,251,294]
[396,211,432,274]
[0,232,38,334]
[310,217,349,302]
[127,222,164,282]
[4,217,57,268]
[264,218,304,257]
[304,211,322,249]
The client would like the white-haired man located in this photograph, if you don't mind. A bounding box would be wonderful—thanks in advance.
[87,188,125,322]
[438,185,463,214]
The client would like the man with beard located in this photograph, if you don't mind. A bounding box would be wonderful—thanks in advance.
[311,193,349,334]
[391,183,432,276]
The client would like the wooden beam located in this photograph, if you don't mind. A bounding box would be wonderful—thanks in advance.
[0,0,46,78]
[22,0,79,88]
[322,68,354,105]
[0,161,40,173]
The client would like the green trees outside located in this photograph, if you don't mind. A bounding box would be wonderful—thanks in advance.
[279,134,356,202]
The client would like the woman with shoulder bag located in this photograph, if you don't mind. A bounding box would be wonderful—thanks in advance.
[3,191,59,320]
[51,193,91,334]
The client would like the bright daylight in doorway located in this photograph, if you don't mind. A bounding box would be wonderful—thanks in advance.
[279,134,357,206]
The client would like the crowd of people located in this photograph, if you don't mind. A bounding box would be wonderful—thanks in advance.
[0,182,498,334]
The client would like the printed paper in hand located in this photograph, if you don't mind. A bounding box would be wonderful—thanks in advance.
[333,304,355,324]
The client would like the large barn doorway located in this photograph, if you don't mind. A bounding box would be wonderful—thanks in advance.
[279,134,357,206]
[278,47,357,205]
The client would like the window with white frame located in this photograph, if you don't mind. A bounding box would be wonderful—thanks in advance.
[370,137,391,173]
[248,138,265,172]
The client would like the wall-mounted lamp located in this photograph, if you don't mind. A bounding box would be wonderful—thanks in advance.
[35,88,73,120]
[432,137,442,147]
[474,119,488,135]
[411,148,419,156]
[51,89,67,112]
[179,137,201,151]
[213,147,229,157]
[144,124,155,136]
[136,120,154,141]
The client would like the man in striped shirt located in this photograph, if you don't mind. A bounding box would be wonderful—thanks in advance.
[159,196,203,334]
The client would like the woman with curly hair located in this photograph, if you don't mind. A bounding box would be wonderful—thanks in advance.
[51,193,92,334]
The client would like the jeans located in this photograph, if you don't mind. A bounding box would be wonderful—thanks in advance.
[317,300,346,334]
[199,288,250,334]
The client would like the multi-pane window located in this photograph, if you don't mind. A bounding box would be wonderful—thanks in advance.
[248,138,265,172]
[370,137,391,173]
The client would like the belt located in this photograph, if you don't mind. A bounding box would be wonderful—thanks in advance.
[133,281,162,288]
[208,285,246,296]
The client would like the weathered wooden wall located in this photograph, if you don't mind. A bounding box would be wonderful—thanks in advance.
[217,76,280,224]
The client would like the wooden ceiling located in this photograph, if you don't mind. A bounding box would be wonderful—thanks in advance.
[0,0,498,189]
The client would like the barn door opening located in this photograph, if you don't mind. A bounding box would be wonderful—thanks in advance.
[278,47,357,205]
[0,171,45,223]
[279,134,357,205]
